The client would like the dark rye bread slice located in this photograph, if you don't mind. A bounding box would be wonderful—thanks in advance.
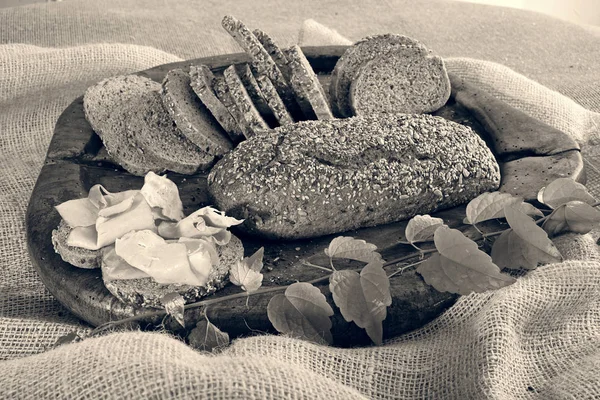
[189,64,245,144]
[102,234,244,308]
[161,69,233,156]
[213,75,255,140]
[207,114,500,240]
[252,28,291,81]
[123,90,215,174]
[223,65,270,137]
[221,16,298,117]
[350,48,451,115]
[285,45,334,120]
[83,75,166,176]
[254,73,294,126]
[51,220,101,269]
[329,34,429,118]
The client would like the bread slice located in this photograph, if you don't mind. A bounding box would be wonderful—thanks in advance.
[329,34,428,118]
[223,65,270,137]
[83,75,167,176]
[189,65,245,144]
[221,16,298,116]
[161,69,233,156]
[233,63,273,121]
[102,234,244,308]
[350,48,450,115]
[208,114,500,239]
[51,220,101,269]
[123,90,215,174]
[252,28,291,81]
[255,73,294,126]
[284,45,333,120]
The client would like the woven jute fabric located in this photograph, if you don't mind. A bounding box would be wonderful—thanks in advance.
[1,0,600,398]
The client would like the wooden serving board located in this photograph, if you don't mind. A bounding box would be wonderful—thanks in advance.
[26,46,584,347]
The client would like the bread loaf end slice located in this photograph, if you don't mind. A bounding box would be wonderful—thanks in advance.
[161,69,233,156]
[83,75,167,176]
[208,114,500,239]
[350,49,450,115]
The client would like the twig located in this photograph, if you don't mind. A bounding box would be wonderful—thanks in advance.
[388,259,426,279]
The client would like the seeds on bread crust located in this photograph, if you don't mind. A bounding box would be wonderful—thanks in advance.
[285,45,333,120]
[83,75,166,176]
[221,15,297,115]
[350,50,450,115]
[223,65,270,137]
[189,64,245,144]
[330,34,429,117]
[123,90,215,174]
[207,114,500,239]
[161,68,233,156]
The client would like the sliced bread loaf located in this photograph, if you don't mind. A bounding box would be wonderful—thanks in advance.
[189,64,245,143]
[83,75,166,176]
[122,90,215,174]
[51,219,101,269]
[285,45,333,120]
[233,63,273,122]
[212,75,256,139]
[252,28,291,80]
[161,69,233,156]
[329,34,428,117]
[208,114,500,239]
[102,234,244,308]
[350,48,450,115]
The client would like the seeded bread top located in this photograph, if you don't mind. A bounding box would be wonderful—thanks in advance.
[161,68,233,156]
[329,34,430,117]
[83,75,167,176]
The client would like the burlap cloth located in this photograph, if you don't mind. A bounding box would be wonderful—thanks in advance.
[1,0,600,398]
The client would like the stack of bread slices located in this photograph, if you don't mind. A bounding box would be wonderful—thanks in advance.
[83,15,337,177]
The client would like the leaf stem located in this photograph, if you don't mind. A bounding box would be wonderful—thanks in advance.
[301,260,333,272]
[388,259,426,279]
[383,248,436,268]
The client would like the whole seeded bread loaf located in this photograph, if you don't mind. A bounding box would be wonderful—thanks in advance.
[51,220,101,269]
[122,90,215,174]
[329,34,430,118]
[161,68,233,156]
[102,234,244,308]
[350,48,450,115]
[189,64,245,143]
[83,75,166,175]
[208,114,500,239]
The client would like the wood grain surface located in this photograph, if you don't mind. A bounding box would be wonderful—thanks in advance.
[26,46,584,347]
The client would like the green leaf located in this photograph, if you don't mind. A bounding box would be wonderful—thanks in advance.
[405,215,445,243]
[324,236,383,264]
[160,292,185,328]
[542,201,600,237]
[229,247,264,293]
[416,226,516,295]
[329,261,392,345]
[537,178,596,209]
[188,317,230,352]
[267,282,334,345]
[491,206,562,269]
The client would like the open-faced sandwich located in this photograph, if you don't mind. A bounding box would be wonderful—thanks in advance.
[52,172,244,308]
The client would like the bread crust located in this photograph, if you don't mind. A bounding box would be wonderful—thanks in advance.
[208,114,501,239]
[51,220,101,269]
